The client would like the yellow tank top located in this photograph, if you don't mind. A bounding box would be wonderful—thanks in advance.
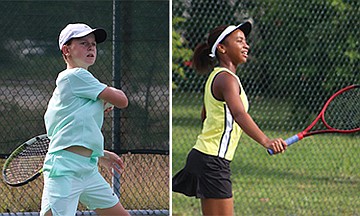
[193,67,249,161]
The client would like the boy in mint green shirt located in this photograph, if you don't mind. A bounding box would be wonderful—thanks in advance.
[45,67,107,157]
[41,23,129,216]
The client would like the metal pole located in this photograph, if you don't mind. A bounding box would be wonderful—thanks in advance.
[112,0,121,199]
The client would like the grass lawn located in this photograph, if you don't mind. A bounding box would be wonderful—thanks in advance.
[172,92,360,215]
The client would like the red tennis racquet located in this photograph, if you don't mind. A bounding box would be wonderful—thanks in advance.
[268,84,360,155]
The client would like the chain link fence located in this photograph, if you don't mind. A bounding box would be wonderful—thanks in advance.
[0,1,168,215]
[172,0,359,215]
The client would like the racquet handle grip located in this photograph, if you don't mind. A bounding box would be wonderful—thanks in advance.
[267,134,300,155]
[284,134,300,146]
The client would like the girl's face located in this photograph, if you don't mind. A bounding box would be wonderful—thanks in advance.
[221,29,249,64]
[63,33,97,69]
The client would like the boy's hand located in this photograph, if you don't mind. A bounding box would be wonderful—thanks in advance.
[99,150,125,175]
[103,101,114,113]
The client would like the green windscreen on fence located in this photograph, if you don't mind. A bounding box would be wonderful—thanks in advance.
[0,1,169,156]
[0,1,169,214]
[172,0,359,215]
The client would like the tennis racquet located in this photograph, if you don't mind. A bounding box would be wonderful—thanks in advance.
[268,84,360,155]
[2,134,49,186]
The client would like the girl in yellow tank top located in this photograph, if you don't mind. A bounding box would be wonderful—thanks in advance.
[172,21,287,216]
[194,67,248,161]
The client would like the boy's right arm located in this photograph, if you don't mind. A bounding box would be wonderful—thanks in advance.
[98,87,128,109]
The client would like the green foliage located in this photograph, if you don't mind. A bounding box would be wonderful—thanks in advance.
[172,0,359,95]
[254,0,358,89]
[172,17,193,89]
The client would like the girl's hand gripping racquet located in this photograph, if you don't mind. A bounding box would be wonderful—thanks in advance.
[268,84,360,155]
[2,134,49,186]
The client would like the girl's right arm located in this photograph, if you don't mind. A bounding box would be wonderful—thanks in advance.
[213,72,286,154]
[98,87,128,109]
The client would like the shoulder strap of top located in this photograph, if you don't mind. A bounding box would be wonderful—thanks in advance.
[213,67,243,90]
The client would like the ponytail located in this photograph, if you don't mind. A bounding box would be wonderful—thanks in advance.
[192,25,229,75]
[192,42,216,75]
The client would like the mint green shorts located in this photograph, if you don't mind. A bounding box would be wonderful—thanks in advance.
[40,150,119,216]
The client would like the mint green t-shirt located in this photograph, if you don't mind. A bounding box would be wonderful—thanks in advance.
[44,68,107,157]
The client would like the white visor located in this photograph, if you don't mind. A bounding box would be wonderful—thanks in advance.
[209,21,252,58]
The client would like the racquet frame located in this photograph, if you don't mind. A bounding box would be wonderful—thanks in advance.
[268,84,360,155]
[2,134,49,187]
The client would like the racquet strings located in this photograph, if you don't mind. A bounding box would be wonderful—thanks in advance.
[4,137,49,184]
[324,87,360,130]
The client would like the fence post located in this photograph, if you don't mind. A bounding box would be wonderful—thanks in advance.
[112,0,122,199]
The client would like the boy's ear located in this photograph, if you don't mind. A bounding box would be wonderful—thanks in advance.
[61,45,70,56]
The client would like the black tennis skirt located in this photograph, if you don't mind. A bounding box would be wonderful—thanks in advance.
[172,148,232,199]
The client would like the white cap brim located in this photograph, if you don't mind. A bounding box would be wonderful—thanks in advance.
[58,23,107,50]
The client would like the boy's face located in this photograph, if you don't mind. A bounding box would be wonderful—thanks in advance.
[63,33,97,69]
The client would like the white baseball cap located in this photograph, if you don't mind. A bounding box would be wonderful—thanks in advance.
[58,23,107,50]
